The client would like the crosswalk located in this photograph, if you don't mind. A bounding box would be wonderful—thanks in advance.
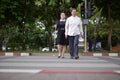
[0,56,120,74]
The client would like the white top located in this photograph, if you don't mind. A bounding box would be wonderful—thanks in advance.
[65,16,83,36]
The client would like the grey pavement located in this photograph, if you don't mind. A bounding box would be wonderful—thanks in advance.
[0,55,120,80]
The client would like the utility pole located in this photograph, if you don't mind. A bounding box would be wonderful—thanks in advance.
[84,0,88,53]
[81,0,95,52]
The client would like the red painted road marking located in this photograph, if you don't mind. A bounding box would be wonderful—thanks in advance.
[0,69,119,74]
[40,70,119,74]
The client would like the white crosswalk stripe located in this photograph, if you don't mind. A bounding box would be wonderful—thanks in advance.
[0,56,120,73]
[0,69,41,73]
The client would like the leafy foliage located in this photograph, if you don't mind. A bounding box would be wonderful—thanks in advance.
[0,0,120,51]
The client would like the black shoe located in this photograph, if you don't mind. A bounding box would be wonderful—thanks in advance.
[62,57,64,58]
[70,56,74,59]
[58,56,61,58]
[75,56,79,59]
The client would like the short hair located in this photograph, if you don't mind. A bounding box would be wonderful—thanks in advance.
[71,8,76,12]
[60,12,65,15]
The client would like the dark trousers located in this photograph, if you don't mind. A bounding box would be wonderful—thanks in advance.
[68,35,79,57]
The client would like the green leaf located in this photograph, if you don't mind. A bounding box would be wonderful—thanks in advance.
[17,17,22,21]
[0,14,5,18]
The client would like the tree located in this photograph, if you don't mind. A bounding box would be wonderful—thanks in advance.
[94,0,120,50]
[0,0,41,50]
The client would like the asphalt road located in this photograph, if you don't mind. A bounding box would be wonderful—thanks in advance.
[0,55,120,80]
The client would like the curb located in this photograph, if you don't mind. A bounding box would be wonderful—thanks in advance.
[0,52,30,56]
[0,52,120,57]
[83,53,120,57]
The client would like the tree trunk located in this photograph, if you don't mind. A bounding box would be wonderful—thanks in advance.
[22,41,26,50]
[48,31,52,51]
[4,36,10,51]
[93,24,97,51]
[0,36,3,50]
[108,4,113,51]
